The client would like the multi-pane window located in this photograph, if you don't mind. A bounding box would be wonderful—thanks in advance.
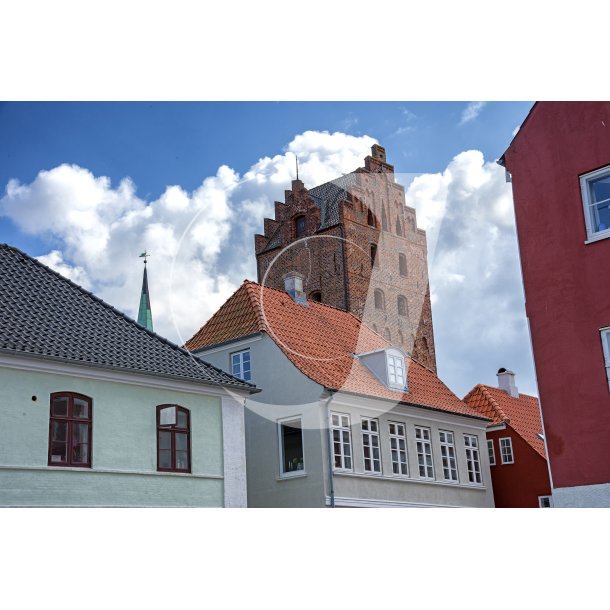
[387,352,406,388]
[500,437,514,464]
[361,417,381,473]
[439,430,458,482]
[48,392,92,467]
[464,434,482,484]
[231,349,251,382]
[580,166,610,240]
[331,413,352,470]
[415,426,434,479]
[600,328,610,389]
[157,405,191,473]
[488,439,496,466]
[278,418,305,476]
[389,422,408,475]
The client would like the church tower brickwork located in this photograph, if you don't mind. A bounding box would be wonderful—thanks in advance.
[254,144,436,372]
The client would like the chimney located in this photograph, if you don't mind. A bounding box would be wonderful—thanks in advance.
[283,271,308,306]
[497,368,519,398]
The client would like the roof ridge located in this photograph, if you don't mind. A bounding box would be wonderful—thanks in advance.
[185,281,258,348]
[478,384,510,422]
[0,244,254,389]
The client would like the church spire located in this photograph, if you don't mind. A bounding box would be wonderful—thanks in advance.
[137,252,153,331]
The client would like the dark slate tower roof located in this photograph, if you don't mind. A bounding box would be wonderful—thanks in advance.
[0,244,255,391]
[137,264,154,331]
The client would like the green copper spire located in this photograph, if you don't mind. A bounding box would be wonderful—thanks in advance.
[137,252,153,331]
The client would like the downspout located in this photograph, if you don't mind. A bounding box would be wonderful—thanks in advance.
[324,390,336,508]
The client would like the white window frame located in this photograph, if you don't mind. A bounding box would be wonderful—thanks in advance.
[464,434,482,484]
[389,421,409,476]
[387,351,406,389]
[488,439,496,466]
[499,437,514,464]
[331,412,353,471]
[277,416,305,478]
[361,417,382,474]
[439,430,458,482]
[415,426,435,480]
[538,495,554,508]
[600,328,610,390]
[230,349,251,382]
[580,165,610,243]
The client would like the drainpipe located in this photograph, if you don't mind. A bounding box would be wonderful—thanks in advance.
[324,390,336,508]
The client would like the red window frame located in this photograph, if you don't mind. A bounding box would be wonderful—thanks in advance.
[47,392,93,468]
[156,405,192,473]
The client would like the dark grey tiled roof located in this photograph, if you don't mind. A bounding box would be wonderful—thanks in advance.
[309,172,361,230]
[0,244,255,391]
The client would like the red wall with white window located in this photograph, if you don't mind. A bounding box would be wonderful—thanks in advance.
[503,102,610,490]
[487,429,551,508]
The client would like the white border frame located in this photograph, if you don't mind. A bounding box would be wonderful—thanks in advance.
[330,411,353,472]
[361,416,382,474]
[499,437,515,464]
[277,415,306,479]
[388,420,409,477]
[599,327,610,390]
[580,165,610,243]
[439,430,459,483]
[414,425,435,480]
[487,439,496,466]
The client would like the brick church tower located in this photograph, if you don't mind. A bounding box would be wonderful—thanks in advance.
[254,144,436,372]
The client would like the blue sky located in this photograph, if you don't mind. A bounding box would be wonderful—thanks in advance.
[0,101,532,245]
[0,101,536,397]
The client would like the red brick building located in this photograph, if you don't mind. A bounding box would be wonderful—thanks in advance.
[464,369,552,508]
[500,102,610,507]
[254,144,436,372]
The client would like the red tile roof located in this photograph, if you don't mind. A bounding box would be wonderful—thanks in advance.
[463,384,547,459]
[187,280,487,420]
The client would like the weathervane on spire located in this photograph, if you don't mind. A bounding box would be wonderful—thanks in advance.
[137,251,153,331]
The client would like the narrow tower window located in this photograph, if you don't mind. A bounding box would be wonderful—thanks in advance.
[399,253,407,277]
[295,215,306,238]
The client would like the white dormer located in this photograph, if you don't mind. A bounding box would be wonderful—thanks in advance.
[357,347,408,392]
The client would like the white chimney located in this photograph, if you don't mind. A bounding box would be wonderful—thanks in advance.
[497,367,519,398]
[282,271,308,306]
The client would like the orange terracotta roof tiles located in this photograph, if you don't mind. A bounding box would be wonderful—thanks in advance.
[463,384,547,459]
[186,280,487,420]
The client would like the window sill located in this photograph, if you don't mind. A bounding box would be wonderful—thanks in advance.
[585,230,610,244]
[0,465,223,479]
[333,471,487,491]
[277,472,307,481]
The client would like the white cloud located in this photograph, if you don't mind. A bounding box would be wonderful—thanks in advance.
[0,132,535,398]
[459,101,487,125]
[405,150,536,396]
[0,130,375,346]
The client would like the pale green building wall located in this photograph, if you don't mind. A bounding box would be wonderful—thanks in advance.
[0,364,224,506]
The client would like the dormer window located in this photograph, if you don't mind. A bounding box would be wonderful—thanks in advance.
[387,351,406,388]
[358,347,408,391]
